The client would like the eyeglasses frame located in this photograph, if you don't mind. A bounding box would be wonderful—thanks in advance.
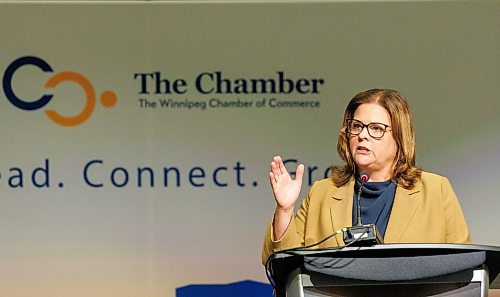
[345,118,391,139]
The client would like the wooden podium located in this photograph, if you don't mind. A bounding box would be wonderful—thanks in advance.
[267,244,500,297]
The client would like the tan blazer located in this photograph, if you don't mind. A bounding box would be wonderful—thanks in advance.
[262,171,471,264]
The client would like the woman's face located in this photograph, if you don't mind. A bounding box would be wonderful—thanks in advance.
[349,103,398,181]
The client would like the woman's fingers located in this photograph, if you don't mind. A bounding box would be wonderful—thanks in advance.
[269,156,305,210]
[271,156,286,181]
[269,171,277,189]
[295,164,305,182]
[276,156,288,175]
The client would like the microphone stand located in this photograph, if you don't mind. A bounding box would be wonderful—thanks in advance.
[343,171,383,246]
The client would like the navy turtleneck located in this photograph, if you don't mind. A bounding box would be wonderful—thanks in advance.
[352,176,397,238]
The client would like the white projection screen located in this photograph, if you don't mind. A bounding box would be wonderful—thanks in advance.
[0,1,498,296]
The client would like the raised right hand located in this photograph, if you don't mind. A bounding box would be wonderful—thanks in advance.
[269,156,305,211]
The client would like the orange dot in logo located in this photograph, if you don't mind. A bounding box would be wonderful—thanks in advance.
[100,90,117,108]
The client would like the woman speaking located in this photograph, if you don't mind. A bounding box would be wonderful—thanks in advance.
[262,89,470,264]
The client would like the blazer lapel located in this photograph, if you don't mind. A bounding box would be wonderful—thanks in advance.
[384,181,423,243]
[329,179,355,245]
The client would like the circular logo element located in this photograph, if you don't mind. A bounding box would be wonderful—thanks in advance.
[3,55,117,127]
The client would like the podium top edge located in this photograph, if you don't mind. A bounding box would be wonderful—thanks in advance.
[270,243,500,259]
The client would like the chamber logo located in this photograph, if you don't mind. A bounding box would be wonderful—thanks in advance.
[2,56,117,126]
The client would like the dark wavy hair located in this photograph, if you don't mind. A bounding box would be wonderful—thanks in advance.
[331,89,421,189]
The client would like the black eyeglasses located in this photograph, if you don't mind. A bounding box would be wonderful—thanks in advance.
[346,119,391,138]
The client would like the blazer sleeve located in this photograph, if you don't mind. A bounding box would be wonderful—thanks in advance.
[261,183,315,265]
[442,177,471,243]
